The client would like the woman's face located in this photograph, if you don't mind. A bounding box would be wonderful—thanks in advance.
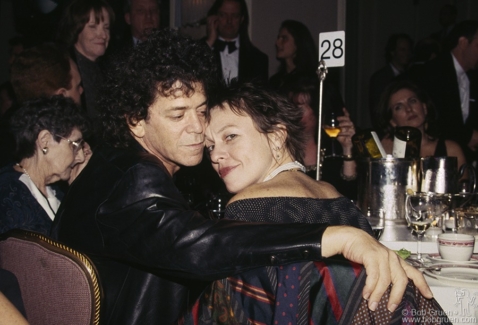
[75,8,110,61]
[388,88,427,129]
[205,105,279,194]
[275,28,297,60]
[47,128,85,183]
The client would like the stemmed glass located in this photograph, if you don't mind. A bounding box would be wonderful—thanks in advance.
[424,193,452,236]
[322,111,341,158]
[405,193,442,260]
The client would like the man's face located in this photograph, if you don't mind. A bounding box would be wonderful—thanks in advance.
[125,0,160,41]
[462,34,478,71]
[392,38,412,68]
[217,0,243,40]
[64,59,83,105]
[130,82,207,175]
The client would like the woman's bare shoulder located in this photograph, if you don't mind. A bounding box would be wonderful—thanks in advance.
[228,172,341,204]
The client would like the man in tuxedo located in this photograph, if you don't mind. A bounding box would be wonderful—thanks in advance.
[205,0,268,85]
[416,20,478,163]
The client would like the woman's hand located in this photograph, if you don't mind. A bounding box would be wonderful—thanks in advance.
[336,108,355,154]
[68,142,92,185]
[322,225,433,312]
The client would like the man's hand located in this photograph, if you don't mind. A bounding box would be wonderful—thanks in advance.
[206,15,219,48]
[68,142,92,185]
[322,226,433,312]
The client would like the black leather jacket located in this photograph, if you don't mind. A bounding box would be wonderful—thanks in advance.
[51,144,327,324]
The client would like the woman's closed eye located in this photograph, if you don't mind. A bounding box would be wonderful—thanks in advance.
[206,144,214,152]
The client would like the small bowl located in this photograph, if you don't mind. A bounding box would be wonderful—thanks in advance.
[437,233,475,262]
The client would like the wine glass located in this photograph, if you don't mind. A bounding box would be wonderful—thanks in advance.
[405,192,441,260]
[322,111,341,158]
[424,193,452,237]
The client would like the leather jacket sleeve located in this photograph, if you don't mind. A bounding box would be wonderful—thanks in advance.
[96,161,326,281]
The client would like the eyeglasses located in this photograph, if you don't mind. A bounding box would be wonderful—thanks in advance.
[54,134,84,154]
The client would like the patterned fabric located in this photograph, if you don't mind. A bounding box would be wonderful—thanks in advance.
[182,197,449,324]
[0,165,62,235]
[182,196,371,325]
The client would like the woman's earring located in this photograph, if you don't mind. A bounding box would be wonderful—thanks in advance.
[274,146,281,160]
[42,147,48,155]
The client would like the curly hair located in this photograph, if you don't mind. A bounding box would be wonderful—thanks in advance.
[97,29,221,148]
[10,96,89,161]
[208,83,306,163]
[376,79,438,139]
[277,20,317,74]
[58,0,115,49]
[10,43,72,104]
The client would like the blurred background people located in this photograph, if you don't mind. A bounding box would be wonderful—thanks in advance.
[377,79,466,170]
[430,3,457,50]
[413,20,478,165]
[10,43,83,106]
[369,33,413,128]
[0,82,15,119]
[269,20,318,93]
[287,77,357,200]
[123,0,160,47]
[58,0,115,120]
[205,0,268,85]
[0,43,84,167]
[0,96,89,235]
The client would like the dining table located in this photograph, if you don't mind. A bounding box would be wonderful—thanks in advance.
[378,221,478,325]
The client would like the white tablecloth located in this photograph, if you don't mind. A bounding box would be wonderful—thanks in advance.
[379,223,478,324]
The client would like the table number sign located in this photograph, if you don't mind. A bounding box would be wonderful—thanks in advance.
[318,31,345,68]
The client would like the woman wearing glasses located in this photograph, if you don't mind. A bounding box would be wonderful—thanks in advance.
[0,96,89,235]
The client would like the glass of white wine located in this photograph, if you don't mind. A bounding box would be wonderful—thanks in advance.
[322,111,341,158]
[405,192,441,260]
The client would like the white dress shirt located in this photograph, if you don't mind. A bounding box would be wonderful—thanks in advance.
[452,53,470,123]
[19,174,60,221]
[218,37,239,84]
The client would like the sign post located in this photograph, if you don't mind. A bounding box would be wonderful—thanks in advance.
[316,31,345,180]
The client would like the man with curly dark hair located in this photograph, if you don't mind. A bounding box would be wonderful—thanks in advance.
[51,29,431,325]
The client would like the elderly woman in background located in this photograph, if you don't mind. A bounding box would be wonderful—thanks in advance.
[377,79,466,169]
[0,96,89,235]
[58,0,114,120]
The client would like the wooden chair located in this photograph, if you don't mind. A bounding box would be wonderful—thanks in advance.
[0,229,102,325]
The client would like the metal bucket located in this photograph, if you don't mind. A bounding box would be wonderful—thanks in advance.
[420,156,476,194]
[357,157,420,224]
[420,157,458,194]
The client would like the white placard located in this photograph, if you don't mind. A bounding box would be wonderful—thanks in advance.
[318,31,345,67]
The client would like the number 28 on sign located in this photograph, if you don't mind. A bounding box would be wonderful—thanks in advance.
[318,31,345,68]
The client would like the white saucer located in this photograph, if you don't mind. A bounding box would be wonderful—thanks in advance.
[426,253,478,265]
[423,264,478,288]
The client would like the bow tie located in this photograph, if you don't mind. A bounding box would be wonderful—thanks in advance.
[215,40,237,53]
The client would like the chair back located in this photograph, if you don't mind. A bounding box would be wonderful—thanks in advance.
[0,229,101,325]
